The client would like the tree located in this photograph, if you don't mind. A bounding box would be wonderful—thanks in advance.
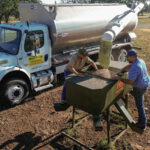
[0,0,40,24]
[90,0,146,4]
[0,0,7,24]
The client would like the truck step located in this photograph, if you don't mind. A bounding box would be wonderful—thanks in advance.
[35,84,53,92]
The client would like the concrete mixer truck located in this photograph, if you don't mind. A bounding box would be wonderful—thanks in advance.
[0,2,143,105]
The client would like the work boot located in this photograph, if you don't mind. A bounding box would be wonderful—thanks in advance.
[54,102,70,111]
[132,122,146,130]
[93,116,103,131]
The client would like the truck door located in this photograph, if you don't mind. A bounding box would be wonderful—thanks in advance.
[18,29,51,73]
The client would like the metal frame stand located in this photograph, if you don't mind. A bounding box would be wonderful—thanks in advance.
[70,95,129,149]
[106,95,129,145]
[72,106,76,128]
[106,107,110,145]
[125,94,128,129]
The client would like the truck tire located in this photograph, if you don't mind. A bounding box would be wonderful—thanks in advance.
[112,49,127,62]
[1,78,29,105]
[111,54,114,61]
[118,49,127,62]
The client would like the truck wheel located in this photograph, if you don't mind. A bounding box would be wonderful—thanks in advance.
[118,49,127,62]
[1,78,29,105]
[111,54,114,61]
[112,49,127,62]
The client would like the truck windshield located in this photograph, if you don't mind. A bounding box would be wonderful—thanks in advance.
[0,27,21,55]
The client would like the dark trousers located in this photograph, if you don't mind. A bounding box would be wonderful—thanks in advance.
[132,87,147,126]
[61,69,71,102]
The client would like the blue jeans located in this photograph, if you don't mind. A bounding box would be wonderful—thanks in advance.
[132,87,147,126]
[61,70,71,102]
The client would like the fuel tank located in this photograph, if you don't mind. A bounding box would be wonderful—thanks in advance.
[52,4,137,53]
[19,3,138,54]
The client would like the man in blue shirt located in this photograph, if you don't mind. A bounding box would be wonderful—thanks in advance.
[114,49,150,129]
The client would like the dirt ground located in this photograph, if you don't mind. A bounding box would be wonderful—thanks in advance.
[0,28,150,149]
[0,74,150,150]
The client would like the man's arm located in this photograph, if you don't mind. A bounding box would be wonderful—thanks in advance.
[90,61,98,71]
[66,55,84,77]
[114,63,137,85]
[118,64,131,74]
[67,65,84,77]
[114,76,134,85]
[86,57,98,71]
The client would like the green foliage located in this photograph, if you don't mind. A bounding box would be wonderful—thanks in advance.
[0,0,40,24]
[122,141,133,150]
[91,0,143,3]
[100,139,108,147]
[144,4,150,12]
[65,128,73,135]
[98,139,116,150]
[134,27,150,63]
[123,141,128,149]
[118,123,125,129]
[90,0,149,11]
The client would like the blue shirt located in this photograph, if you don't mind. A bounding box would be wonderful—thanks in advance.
[128,58,150,88]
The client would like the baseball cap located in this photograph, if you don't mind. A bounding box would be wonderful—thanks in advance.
[78,48,88,56]
[126,49,137,57]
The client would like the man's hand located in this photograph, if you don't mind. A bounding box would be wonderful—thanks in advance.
[112,75,121,80]
[77,73,84,77]
[67,66,84,77]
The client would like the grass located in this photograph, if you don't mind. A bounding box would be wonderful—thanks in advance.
[134,28,150,64]
[134,13,150,61]
[118,123,125,129]
[138,13,150,25]
[65,128,73,135]
[1,16,19,24]
[122,141,133,150]
[133,13,150,71]
[98,139,116,150]
[9,16,19,22]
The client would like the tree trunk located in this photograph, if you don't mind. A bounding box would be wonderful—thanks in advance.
[5,15,9,23]
[0,17,2,24]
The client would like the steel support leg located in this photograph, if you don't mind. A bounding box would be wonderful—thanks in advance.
[72,106,75,128]
[106,107,110,144]
[125,94,128,128]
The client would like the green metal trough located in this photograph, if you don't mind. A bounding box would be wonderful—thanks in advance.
[66,61,132,114]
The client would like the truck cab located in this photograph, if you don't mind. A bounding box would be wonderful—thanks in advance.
[0,22,54,105]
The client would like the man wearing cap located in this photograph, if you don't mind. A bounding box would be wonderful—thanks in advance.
[54,48,98,109]
[54,48,103,131]
[114,49,150,130]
